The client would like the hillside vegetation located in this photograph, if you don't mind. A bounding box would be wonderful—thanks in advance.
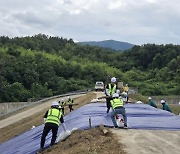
[79,39,134,51]
[0,34,179,102]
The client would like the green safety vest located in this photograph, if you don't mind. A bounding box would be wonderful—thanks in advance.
[110,98,124,109]
[68,98,73,105]
[46,108,62,126]
[59,101,66,106]
[108,84,117,95]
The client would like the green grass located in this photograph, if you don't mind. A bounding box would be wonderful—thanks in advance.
[129,93,180,115]
[157,105,180,115]
[129,93,148,103]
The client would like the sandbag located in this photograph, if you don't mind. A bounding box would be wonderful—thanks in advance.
[71,127,78,133]
[56,130,71,142]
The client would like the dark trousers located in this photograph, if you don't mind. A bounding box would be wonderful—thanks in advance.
[61,107,65,115]
[106,97,112,113]
[69,105,74,112]
[40,123,58,148]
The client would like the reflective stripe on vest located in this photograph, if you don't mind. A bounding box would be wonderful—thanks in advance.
[108,84,116,95]
[110,98,123,109]
[46,108,61,126]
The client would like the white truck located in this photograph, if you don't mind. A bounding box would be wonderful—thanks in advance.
[95,81,104,91]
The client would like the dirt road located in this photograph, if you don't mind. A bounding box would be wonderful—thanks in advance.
[0,94,85,129]
[112,129,180,154]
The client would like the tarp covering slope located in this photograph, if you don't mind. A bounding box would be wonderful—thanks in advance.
[0,103,180,154]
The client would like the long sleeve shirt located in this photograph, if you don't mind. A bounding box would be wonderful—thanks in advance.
[162,103,172,113]
[149,100,157,108]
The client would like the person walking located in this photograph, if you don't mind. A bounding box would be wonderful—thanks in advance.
[161,99,172,112]
[67,96,74,112]
[148,97,157,108]
[110,93,128,128]
[59,99,66,115]
[39,101,66,152]
[105,77,117,113]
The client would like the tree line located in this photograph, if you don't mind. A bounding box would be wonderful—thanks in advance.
[0,34,179,102]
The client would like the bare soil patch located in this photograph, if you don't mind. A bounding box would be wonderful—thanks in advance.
[44,127,125,154]
[112,129,180,154]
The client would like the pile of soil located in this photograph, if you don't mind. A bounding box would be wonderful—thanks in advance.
[44,127,125,154]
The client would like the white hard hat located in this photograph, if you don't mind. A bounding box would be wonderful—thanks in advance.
[161,100,165,104]
[111,77,116,83]
[126,84,128,86]
[62,99,64,102]
[136,101,143,104]
[52,101,59,106]
[112,93,119,98]
[148,97,152,100]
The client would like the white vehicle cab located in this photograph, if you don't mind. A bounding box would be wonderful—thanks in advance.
[95,81,104,91]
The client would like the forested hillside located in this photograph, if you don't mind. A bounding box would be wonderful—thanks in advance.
[0,34,179,102]
[79,40,134,51]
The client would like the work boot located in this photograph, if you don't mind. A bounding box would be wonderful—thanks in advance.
[124,124,128,129]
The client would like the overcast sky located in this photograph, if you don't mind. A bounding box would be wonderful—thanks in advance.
[0,0,180,45]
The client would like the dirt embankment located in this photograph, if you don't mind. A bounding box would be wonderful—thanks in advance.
[45,127,125,154]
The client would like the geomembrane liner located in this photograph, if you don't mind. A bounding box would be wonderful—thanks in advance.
[0,103,180,154]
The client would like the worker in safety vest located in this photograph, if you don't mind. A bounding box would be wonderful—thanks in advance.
[148,97,157,108]
[123,84,129,102]
[105,77,117,113]
[67,96,74,112]
[59,99,66,115]
[40,101,66,151]
[123,84,129,94]
[110,93,128,128]
[161,99,172,113]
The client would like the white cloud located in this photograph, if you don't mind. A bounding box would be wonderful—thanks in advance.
[0,0,180,45]
[108,0,126,10]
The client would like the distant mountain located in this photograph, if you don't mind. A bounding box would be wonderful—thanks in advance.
[78,40,134,51]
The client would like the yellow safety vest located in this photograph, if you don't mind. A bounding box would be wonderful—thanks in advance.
[124,86,129,92]
[108,84,117,95]
[59,101,66,106]
[68,98,73,105]
[110,98,124,109]
[46,108,62,126]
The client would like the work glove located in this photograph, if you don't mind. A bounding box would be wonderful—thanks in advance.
[43,118,46,124]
